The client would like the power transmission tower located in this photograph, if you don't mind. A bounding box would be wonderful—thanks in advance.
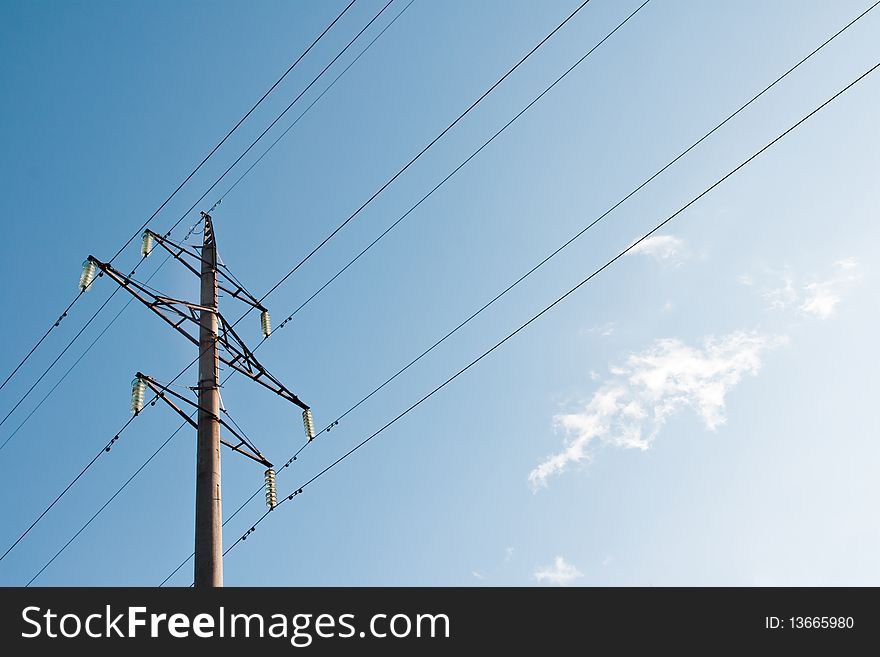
[79,211,316,587]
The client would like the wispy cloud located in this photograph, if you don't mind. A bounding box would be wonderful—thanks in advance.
[472,547,516,582]
[534,556,583,586]
[585,321,616,337]
[762,269,797,310]
[628,234,686,266]
[800,284,840,319]
[800,258,862,319]
[750,258,862,319]
[529,331,785,490]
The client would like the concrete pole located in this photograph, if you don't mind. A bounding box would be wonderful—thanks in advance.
[194,211,223,587]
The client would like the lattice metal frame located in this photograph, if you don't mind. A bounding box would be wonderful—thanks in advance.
[137,374,272,467]
[87,256,309,412]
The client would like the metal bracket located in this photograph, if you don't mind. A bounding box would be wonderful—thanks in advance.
[88,256,309,412]
[144,230,267,312]
[216,314,309,410]
[138,374,272,467]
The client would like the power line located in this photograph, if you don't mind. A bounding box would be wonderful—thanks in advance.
[0,0,393,450]
[0,293,82,393]
[7,281,264,573]
[123,0,450,390]
[108,0,604,456]
[3,1,412,571]
[0,414,138,563]
[1,0,577,450]
[0,354,201,566]
[0,209,208,449]
[9,254,274,574]
[17,316,276,581]
[26,424,184,586]
[218,56,880,568]
[275,0,651,330]
[133,0,403,374]
[0,225,206,562]
[1,229,201,444]
[1,303,132,451]
[158,441,310,586]
[281,0,880,409]
[22,387,262,585]
[258,0,597,302]
[38,0,876,586]
[0,253,175,451]
[18,220,322,580]
[7,200,305,569]
[215,0,417,205]
[159,0,400,243]
[0,287,122,438]
[0,1,358,395]
[158,0,655,581]
[156,2,880,583]
[109,0,359,261]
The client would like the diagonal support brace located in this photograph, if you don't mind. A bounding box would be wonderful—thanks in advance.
[89,256,310,412]
[137,374,272,467]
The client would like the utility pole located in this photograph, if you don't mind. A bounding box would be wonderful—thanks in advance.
[195,211,222,588]
[82,211,315,588]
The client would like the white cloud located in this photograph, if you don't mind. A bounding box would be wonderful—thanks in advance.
[589,370,601,381]
[529,331,785,490]
[751,258,861,319]
[472,571,486,580]
[504,547,515,563]
[835,257,859,271]
[534,556,583,586]
[628,234,686,265]
[800,259,862,319]
[800,284,840,319]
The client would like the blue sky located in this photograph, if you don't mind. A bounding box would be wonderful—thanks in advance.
[0,0,878,586]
